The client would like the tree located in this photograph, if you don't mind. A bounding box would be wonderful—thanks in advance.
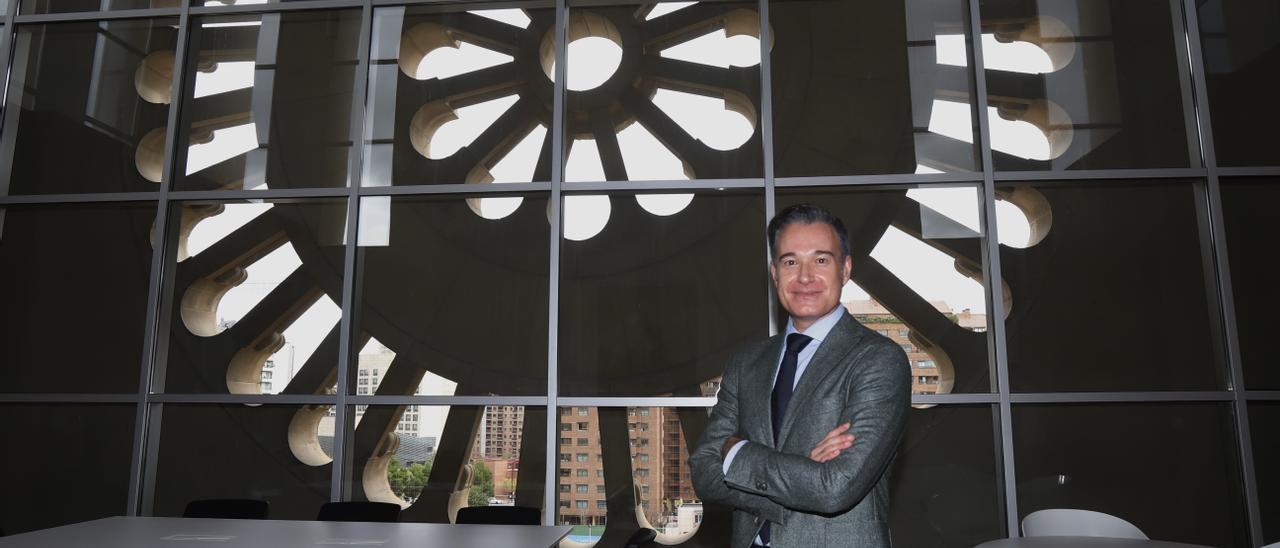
[468,461,494,506]
[387,458,431,502]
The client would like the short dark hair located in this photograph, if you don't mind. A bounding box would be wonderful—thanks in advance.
[767,203,850,260]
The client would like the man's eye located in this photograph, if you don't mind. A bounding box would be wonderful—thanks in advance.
[784,260,797,266]
[817,257,828,264]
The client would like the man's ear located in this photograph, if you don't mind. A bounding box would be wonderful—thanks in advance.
[842,255,853,282]
[769,261,778,285]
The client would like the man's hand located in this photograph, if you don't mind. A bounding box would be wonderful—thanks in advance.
[808,422,854,463]
[722,435,743,458]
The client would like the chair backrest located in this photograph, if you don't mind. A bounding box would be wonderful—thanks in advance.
[316,502,401,523]
[454,506,541,525]
[1022,509,1147,540]
[182,498,270,520]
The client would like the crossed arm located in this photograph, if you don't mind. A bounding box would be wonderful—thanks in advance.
[690,344,910,517]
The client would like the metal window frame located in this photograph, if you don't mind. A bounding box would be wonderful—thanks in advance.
[0,0,1269,541]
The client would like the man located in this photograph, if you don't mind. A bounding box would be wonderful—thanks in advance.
[689,203,911,547]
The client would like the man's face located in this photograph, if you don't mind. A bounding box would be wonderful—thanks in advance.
[770,222,852,332]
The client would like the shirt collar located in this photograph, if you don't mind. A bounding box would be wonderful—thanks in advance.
[784,304,845,344]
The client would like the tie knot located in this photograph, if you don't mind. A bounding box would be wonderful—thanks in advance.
[785,333,813,355]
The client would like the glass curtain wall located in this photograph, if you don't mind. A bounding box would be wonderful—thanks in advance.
[0,0,1276,545]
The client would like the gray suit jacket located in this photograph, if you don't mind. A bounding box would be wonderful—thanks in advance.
[690,313,911,548]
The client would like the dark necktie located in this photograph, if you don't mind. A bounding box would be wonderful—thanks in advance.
[761,332,813,546]
[771,332,813,444]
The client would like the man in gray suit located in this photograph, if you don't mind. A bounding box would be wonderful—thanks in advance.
[690,203,911,547]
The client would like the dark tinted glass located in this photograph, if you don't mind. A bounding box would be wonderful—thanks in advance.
[891,405,1004,547]
[157,199,347,394]
[362,4,554,187]
[778,186,994,394]
[150,404,332,520]
[1252,402,1280,544]
[1013,403,1247,547]
[771,0,980,177]
[558,190,766,396]
[1219,179,1280,389]
[2,19,178,195]
[555,407,707,545]
[562,1,762,181]
[174,10,361,191]
[0,404,135,535]
[1199,0,1280,167]
[350,195,549,396]
[978,0,1197,170]
[346,405,546,522]
[0,203,155,393]
[999,180,1227,391]
[20,0,159,14]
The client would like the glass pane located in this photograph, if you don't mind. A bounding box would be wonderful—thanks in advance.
[558,1,763,181]
[1219,178,1280,389]
[158,199,347,394]
[350,195,549,396]
[1013,403,1248,547]
[777,186,994,393]
[174,10,362,191]
[771,0,980,177]
[2,18,178,195]
[977,0,1197,170]
[558,190,766,396]
[345,405,545,521]
[556,407,708,546]
[0,203,156,393]
[1199,0,1280,167]
[998,180,1227,392]
[362,4,554,187]
[20,0,160,15]
[1251,402,1280,544]
[0,404,135,535]
[891,405,1004,547]
[151,404,332,520]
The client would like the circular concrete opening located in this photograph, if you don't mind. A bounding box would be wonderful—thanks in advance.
[540,12,624,91]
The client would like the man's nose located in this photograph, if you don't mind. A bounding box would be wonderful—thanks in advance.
[797,261,815,282]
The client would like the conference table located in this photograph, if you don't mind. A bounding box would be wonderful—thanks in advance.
[0,516,573,547]
[975,538,1214,548]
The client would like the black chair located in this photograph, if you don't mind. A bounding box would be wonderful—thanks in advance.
[625,528,657,548]
[316,502,401,523]
[454,506,541,525]
[182,498,270,520]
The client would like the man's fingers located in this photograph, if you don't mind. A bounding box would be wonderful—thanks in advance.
[808,433,856,461]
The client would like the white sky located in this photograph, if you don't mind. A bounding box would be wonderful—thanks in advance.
[182,5,1044,396]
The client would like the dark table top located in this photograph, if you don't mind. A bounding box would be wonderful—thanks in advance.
[976,537,1214,548]
[0,516,573,548]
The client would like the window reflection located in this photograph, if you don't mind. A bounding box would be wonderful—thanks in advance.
[1199,0,1280,167]
[350,195,549,397]
[175,10,362,190]
[2,19,178,195]
[557,407,712,546]
[348,405,545,522]
[998,180,1226,392]
[778,186,994,394]
[771,0,980,176]
[0,203,156,394]
[562,1,764,181]
[558,190,766,397]
[1219,179,1280,389]
[160,199,348,394]
[1013,403,1247,547]
[978,0,1196,170]
[362,4,554,187]
[1250,402,1280,543]
[151,404,332,520]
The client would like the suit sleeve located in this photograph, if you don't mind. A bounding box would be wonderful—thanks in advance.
[688,349,787,525]
[722,342,910,515]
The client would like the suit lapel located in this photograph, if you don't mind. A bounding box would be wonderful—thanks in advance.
[776,314,864,448]
[748,333,785,448]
